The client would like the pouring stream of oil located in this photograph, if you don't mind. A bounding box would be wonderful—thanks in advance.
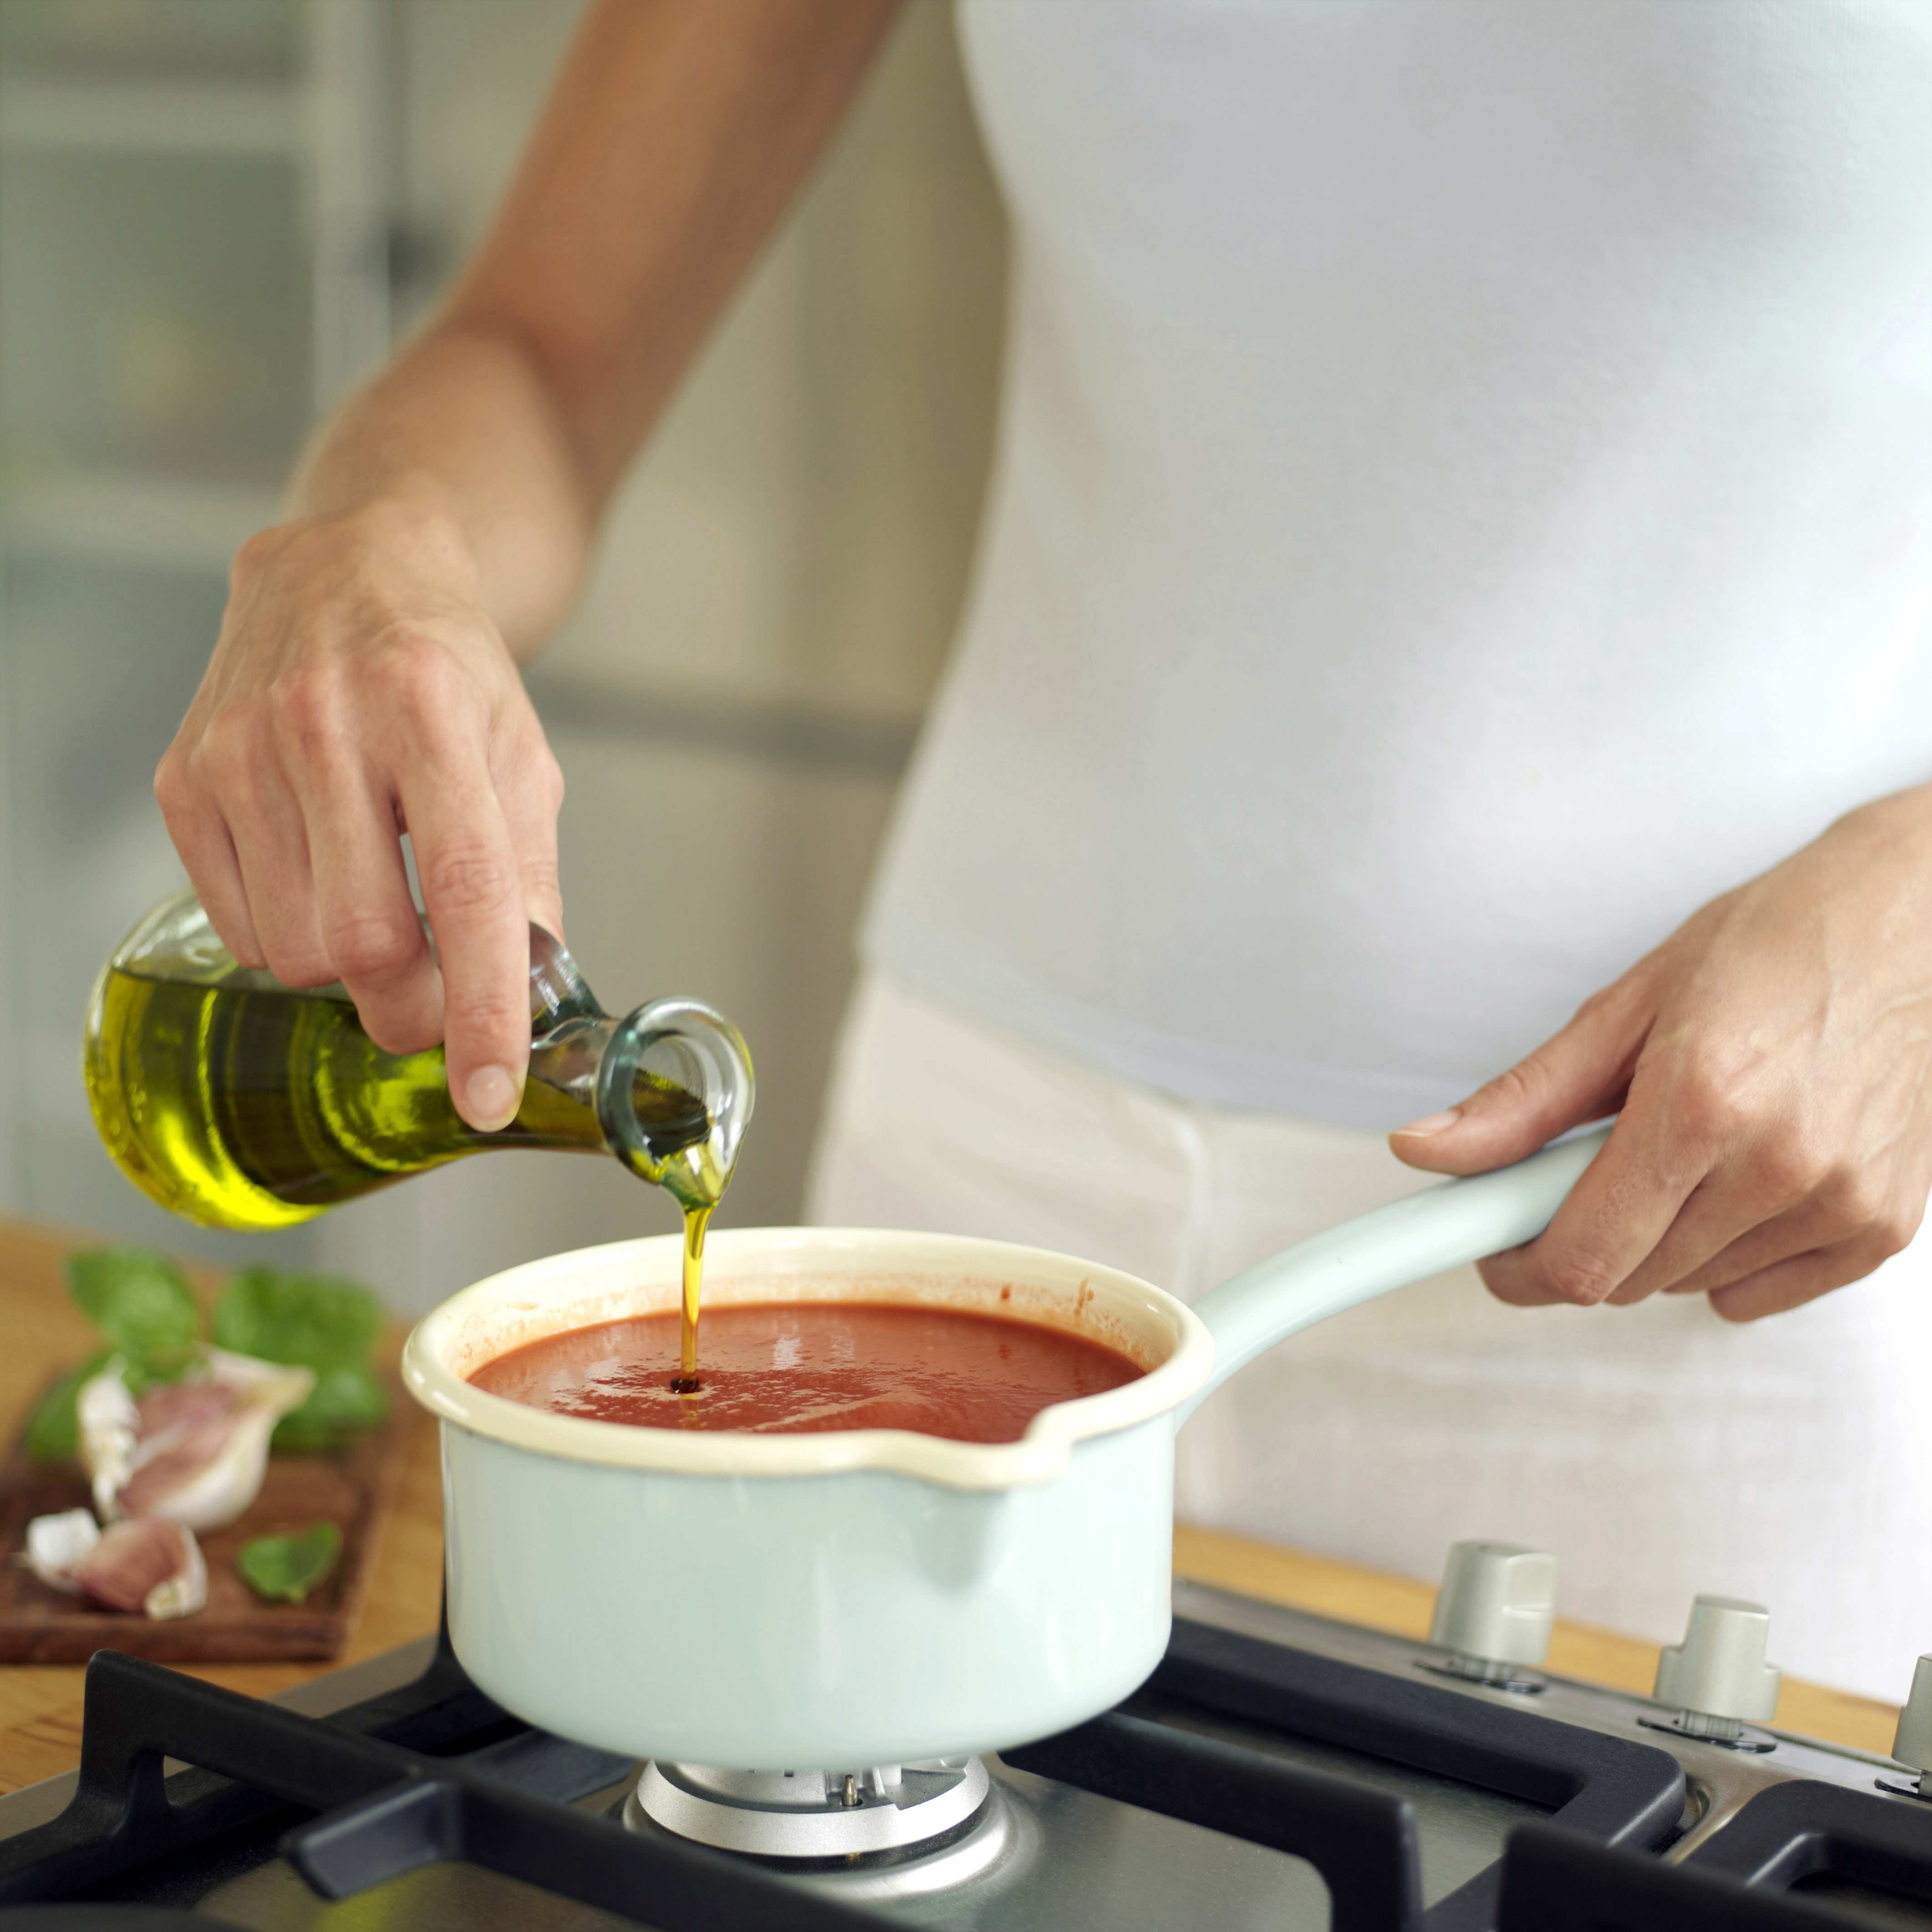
[673,1204,711,1393]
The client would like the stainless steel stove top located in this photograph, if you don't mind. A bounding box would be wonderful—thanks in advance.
[0,1579,1923,1931]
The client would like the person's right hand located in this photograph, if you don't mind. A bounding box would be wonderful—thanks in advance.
[155,485,566,1132]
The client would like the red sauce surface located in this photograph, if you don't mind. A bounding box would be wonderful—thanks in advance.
[468,1301,1144,1443]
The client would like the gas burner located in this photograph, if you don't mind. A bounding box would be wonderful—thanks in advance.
[623,1756,992,1861]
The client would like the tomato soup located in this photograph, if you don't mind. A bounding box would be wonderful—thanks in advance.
[469,1301,1144,1443]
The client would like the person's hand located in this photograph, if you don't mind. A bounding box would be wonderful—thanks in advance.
[1389,788,1932,1321]
[155,484,565,1131]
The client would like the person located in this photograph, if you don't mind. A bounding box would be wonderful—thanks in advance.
[156,1,1932,1693]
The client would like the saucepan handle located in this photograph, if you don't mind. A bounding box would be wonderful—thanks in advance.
[1178,1123,1613,1424]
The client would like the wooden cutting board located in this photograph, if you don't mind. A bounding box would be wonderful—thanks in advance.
[0,1373,407,1664]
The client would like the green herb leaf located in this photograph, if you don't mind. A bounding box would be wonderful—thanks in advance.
[213,1267,383,1371]
[270,1363,389,1453]
[66,1248,201,1381]
[237,1521,342,1605]
[214,1267,387,1452]
[25,1348,112,1462]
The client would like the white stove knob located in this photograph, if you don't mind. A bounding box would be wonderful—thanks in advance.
[1893,1655,1932,1772]
[1429,1541,1558,1667]
[1654,1596,1781,1725]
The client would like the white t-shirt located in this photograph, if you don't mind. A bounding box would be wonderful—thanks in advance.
[863,0,1932,1129]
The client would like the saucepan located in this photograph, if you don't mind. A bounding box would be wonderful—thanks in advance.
[403,1125,1610,1770]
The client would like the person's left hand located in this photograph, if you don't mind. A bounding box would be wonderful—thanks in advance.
[1388,785,1932,1321]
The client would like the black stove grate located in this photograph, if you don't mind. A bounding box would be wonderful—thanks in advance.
[0,1648,874,1932]
[1687,1779,1932,1912]
[1495,1824,1886,1932]
[1009,1616,1687,1932]
[1007,1705,1425,1932]
[0,1614,1923,1931]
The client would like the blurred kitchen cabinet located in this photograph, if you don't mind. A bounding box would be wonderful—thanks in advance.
[0,0,394,1262]
[0,0,1006,1310]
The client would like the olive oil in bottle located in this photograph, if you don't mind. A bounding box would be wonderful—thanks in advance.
[84,893,753,1376]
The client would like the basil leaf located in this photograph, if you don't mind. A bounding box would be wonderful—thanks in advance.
[213,1266,383,1371]
[270,1363,389,1453]
[237,1521,342,1605]
[66,1248,200,1380]
[25,1348,112,1462]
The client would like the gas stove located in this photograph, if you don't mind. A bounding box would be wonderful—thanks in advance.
[0,1571,1925,1931]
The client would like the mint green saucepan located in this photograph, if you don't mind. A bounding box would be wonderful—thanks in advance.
[404,1126,1609,1770]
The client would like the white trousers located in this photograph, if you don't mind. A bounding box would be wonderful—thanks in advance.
[806,972,1932,1700]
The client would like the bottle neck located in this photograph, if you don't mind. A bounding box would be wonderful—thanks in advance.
[520,924,626,1155]
[527,1014,621,1123]
[520,926,753,1209]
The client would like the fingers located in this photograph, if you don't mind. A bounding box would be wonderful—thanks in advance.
[1473,1099,1708,1306]
[1468,1023,1932,1312]
[1669,1154,1930,1309]
[225,783,329,985]
[1706,1235,1900,1323]
[155,747,260,967]
[255,643,443,1051]
[301,780,443,1057]
[398,739,534,1133]
[493,728,566,944]
[392,665,563,1127]
[1479,1105,1930,1313]
[1462,1001,1772,1310]
[168,703,333,986]
[1592,1137,1816,1306]
[176,670,554,1125]
[1389,978,1651,1177]
[1656,1196,1855,1301]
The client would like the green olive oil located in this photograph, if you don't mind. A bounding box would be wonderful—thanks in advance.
[86,968,729,1377]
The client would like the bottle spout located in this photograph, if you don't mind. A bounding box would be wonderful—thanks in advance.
[595,998,755,1210]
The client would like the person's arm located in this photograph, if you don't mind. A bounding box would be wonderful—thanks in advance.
[157,0,901,1131]
[1390,782,1932,1320]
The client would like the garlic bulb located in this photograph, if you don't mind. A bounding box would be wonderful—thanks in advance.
[78,1348,315,1533]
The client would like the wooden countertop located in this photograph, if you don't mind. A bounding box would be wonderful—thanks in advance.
[0,1215,1901,1794]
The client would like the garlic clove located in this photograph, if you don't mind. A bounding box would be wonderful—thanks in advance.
[23,1507,102,1592]
[126,1350,314,1532]
[76,1361,140,1525]
[204,1346,318,1409]
[71,1517,206,1618]
[140,1524,208,1621]
[80,1348,316,1534]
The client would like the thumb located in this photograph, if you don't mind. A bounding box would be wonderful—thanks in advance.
[1388,982,1649,1175]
